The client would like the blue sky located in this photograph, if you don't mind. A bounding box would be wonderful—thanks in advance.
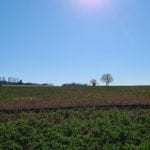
[0,0,150,85]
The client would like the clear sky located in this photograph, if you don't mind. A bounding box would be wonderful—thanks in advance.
[0,0,150,85]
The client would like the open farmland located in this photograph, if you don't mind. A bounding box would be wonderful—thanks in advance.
[0,86,150,110]
[0,86,150,149]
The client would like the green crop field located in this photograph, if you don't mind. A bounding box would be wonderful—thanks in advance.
[0,108,150,149]
[0,86,150,110]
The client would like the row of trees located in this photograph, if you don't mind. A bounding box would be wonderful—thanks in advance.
[0,76,23,85]
[0,74,114,86]
[62,83,88,87]
[90,73,113,87]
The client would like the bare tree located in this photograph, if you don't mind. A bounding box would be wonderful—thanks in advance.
[90,79,97,87]
[101,73,113,86]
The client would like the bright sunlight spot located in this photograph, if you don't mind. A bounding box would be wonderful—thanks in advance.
[71,0,111,12]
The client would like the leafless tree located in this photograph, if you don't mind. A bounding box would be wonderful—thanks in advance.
[90,79,97,87]
[101,73,113,86]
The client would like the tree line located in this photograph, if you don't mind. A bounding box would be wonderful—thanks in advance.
[90,73,113,87]
[0,73,113,87]
[62,73,114,87]
[0,76,23,85]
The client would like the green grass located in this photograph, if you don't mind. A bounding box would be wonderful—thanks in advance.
[0,108,150,150]
[0,86,150,100]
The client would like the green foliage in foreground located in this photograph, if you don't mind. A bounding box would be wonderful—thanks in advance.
[0,109,150,150]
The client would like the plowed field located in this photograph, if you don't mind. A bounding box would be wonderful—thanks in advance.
[0,86,150,110]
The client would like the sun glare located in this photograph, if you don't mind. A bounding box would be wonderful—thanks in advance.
[71,0,111,12]
[78,0,101,8]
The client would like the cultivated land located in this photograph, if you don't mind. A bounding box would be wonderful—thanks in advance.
[0,86,150,149]
[0,86,150,110]
[0,108,150,149]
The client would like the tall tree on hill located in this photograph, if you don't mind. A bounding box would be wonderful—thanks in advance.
[101,73,113,86]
